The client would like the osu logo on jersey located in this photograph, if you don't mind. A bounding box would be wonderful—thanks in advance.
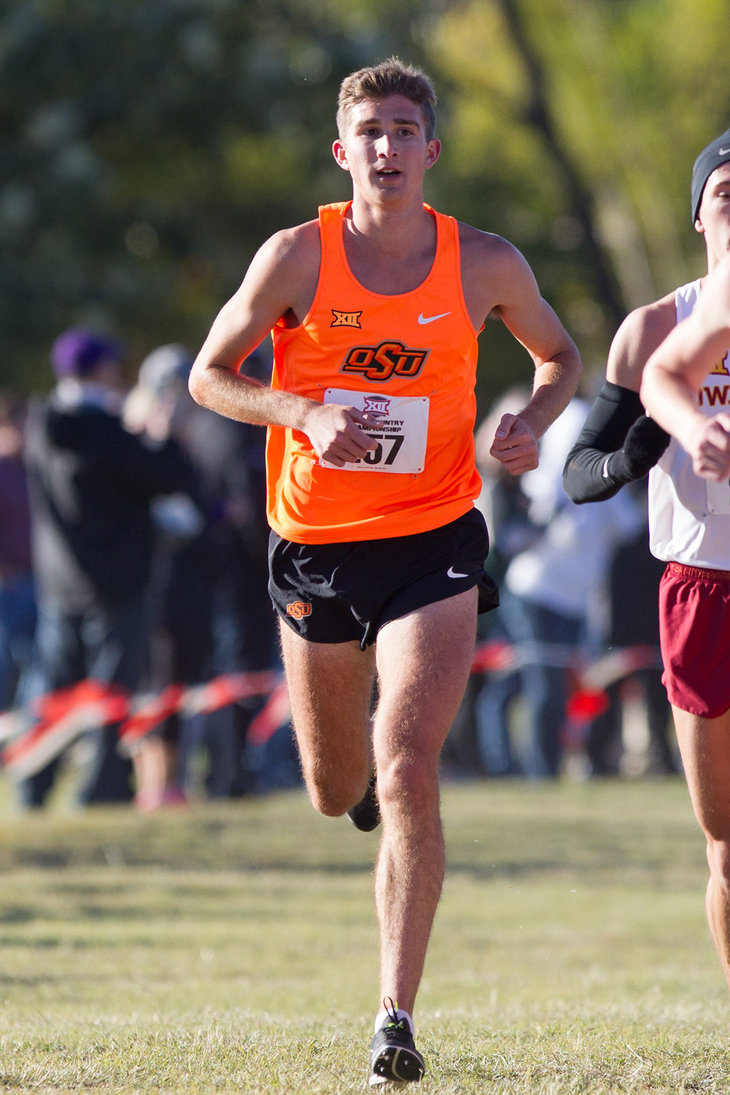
[286,601,312,620]
[341,340,429,383]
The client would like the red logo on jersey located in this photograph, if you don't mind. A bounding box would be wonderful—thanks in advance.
[698,352,730,406]
[341,340,429,382]
[709,354,730,377]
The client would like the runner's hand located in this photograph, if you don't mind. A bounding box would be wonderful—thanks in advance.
[304,403,380,467]
[489,413,539,476]
[685,413,730,481]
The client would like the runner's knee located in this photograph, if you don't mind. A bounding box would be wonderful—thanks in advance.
[706,837,730,896]
[307,769,371,818]
[377,752,438,812]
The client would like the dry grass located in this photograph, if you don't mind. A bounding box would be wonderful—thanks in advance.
[0,776,727,1092]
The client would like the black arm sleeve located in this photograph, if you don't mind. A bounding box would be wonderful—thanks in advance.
[562,380,670,504]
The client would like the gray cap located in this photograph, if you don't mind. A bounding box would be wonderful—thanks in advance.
[691,128,730,222]
[138,344,193,394]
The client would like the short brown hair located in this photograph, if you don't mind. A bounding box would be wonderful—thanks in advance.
[336,57,437,143]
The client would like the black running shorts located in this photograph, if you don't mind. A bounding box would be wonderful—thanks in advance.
[268,508,497,649]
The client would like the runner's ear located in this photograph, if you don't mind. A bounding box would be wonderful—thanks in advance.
[332,140,349,172]
[425,139,441,170]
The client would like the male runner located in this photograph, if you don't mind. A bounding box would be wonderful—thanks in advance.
[562,127,730,995]
[562,128,730,506]
[189,57,581,1085]
[639,255,730,991]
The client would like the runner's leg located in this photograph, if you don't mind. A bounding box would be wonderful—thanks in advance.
[278,620,376,816]
[673,704,730,989]
[372,587,478,1016]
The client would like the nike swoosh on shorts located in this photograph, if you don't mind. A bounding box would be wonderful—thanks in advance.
[447,566,470,579]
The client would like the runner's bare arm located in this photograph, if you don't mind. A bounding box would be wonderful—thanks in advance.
[188,224,376,465]
[641,261,730,481]
[465,233,581,475]
[605,296,676,391]
[561,299,674,504]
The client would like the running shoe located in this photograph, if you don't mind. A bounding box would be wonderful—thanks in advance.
[347,774,380,832]
[369,998,425,1086]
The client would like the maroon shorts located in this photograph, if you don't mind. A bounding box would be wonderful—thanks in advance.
[659,562,730,718]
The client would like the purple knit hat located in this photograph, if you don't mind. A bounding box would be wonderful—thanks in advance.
[51,328,124,378]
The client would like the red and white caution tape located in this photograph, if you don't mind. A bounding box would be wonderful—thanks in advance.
[116,670,282,752]
[0,641,661,780]
[0,670,284,779]
[0,679,129,780]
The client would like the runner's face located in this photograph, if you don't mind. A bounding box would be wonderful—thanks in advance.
[332,95,440,202]
[696,163,730,266]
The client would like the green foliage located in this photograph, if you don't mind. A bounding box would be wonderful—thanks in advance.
[1,0,434,386]
[429,0,729,389]
[2,0,728,402]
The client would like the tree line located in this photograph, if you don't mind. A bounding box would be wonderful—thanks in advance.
[2,0,727,409]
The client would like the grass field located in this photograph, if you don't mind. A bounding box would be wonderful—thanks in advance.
[0,775,727,1093]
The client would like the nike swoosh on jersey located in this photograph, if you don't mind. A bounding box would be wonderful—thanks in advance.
[447,566,470,579]
[417,311,451,325]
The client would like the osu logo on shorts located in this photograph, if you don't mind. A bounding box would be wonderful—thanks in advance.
[286,601,312,620]
[341,340,429,383]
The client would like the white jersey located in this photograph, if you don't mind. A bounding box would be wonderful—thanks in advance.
[648,278,730,568]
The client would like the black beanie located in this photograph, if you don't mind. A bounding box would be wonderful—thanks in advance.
[691,128,730,223]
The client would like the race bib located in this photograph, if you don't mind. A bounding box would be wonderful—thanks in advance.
[320,388,429,474]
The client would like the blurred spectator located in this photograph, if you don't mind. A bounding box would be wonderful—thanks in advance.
[0,391,36,711]
[461,388,538,778]
[585,489,678,778]
[476,399,644,779]
[182,345,295,796]
[474,387,537,576]
[18,328,196,808]
[123,344,217,811]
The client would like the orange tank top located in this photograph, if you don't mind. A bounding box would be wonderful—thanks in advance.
[266,201,482,544]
